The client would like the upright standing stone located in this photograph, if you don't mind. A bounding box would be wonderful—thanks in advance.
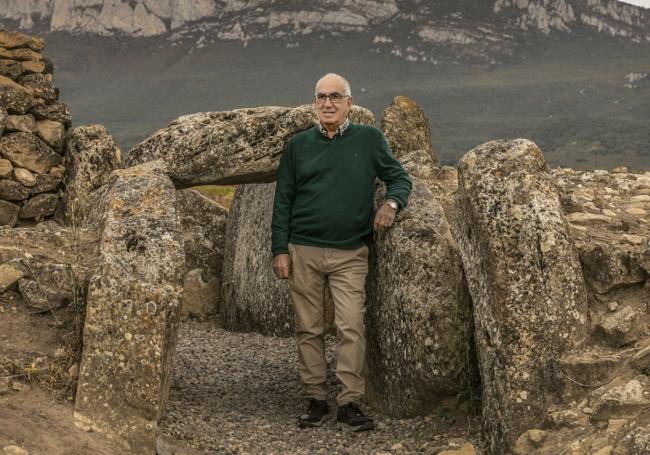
[74,161,184,455]
[455,139,589,453]
[63,125,122,225]
[380,95,437,167]
[366,178,475,416]
[220,182,296,336]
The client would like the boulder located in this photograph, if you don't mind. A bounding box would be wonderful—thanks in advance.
[13,167,36,187]
[49,164,64,178]
[454,139,589,453]
[0,179,30,200]
[0,132,61,174]
[74,160,184,454]
[513,429,548,455]
[5,114,35,133]
[380,95,437,167]
[365,177,476,416]
[176,188,228,318]
[29,173,61,195]
[0,260,25,292]
[18,261,72,312]
[17,73,57,103]
[62,125,122,225]
[19,193,60,220]
[589,378,650,422]
[125,104,374,187]
[615,425,650,454]
[34,120,65,150]
[0,200,19,226]
[30,101,71,126]
[593,306,648,348]
[0,158,13,178]
[0,106,7,135]
[581,244,646,294]
[0,75,36,114]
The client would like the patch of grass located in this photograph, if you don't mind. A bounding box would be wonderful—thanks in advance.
[194,185,236,209]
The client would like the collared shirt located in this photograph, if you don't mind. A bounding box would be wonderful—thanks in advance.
[316,117,350,138]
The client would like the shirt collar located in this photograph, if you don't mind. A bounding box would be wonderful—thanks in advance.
[317,117,350,138]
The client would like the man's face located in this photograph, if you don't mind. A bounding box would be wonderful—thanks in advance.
[314,77,352,128]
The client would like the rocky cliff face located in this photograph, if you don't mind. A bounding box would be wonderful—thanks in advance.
[0,1,648,63]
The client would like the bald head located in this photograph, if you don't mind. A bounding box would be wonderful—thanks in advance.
[315,73,352,97]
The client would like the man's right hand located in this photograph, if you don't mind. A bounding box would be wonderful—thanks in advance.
[272,253,291,279]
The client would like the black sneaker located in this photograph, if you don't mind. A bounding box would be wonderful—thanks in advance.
[298,399,330,428]
[336,402,375,432]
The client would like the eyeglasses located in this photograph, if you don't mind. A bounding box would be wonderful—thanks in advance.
[314,93,349,105]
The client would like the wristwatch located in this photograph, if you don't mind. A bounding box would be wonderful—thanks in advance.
[384,199,399,211]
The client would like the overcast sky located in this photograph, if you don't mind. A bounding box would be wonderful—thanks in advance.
[621,0,650,7]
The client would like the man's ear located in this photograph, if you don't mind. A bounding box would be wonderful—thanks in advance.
[347,96,353,107]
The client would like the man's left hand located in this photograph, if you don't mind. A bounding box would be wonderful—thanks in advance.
[374,203,397,231]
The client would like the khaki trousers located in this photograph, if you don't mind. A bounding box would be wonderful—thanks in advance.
[288,242,369,406]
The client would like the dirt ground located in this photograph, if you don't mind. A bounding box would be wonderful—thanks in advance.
[0,312,480,455]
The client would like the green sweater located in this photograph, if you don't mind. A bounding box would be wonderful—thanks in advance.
[271,122,412,256]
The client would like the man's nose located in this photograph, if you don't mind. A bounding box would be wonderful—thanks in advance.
[323,96,335,107]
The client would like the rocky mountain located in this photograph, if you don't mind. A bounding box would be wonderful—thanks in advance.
[0,0,648,63]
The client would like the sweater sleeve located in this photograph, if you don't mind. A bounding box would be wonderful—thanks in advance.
[271,140,296,256]
[374,131,412,210]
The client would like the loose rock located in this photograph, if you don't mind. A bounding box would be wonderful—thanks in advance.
[19,193,60,220]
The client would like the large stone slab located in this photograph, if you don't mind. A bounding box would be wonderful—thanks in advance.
[62,125,122,225]
[176,188,228,318]
[125,104,374,187]
[0,132,61,174]
[220,182,295,336]
[454,139,589,453]
[74,160,184,454]
[380,95,437,167]
[366,177,476,416]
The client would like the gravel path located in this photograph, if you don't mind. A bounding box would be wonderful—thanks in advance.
[160,319,481,454]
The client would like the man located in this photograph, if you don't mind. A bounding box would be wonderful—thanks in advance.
[271,73,411,432]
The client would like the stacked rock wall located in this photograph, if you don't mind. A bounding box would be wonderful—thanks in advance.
[0,29,70,227]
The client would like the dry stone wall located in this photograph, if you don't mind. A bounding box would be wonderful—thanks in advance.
[0,30,69,227]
